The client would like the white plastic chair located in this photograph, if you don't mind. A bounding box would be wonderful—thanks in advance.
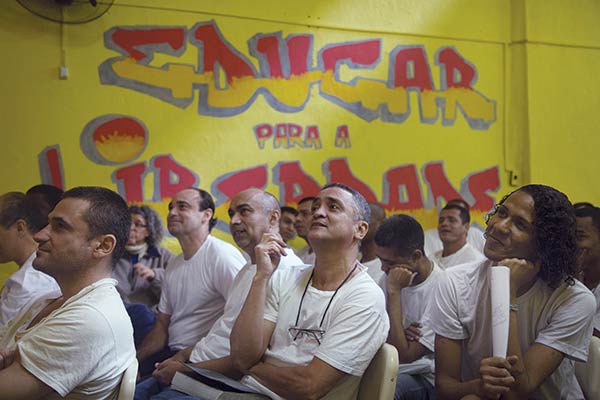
[575,336,600,399]
[117,358,138,400]
[358,343,399,400]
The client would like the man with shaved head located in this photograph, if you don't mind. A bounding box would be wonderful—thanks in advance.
[135,188,246,377]
[135,188,303,399]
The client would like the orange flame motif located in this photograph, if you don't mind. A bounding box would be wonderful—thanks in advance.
[81,114,148,165]
[89,117,147,164]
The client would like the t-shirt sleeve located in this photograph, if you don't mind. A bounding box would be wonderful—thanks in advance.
[593,289,600,332]
[315,292,389,376]
[429,271,467,340]
[17,305,120,396]
[157,266,173,315]
[211,248,245,300]
[535,287,596,363]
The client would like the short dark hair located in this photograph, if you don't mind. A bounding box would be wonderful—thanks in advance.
[447,198,470,210]
[441,204,470,224]
[495,184,577,288]
[0,192,28,229]
[128,205,165,247]
[574,202,595,210]
[298,196,315,206]
[62,187,130,267]
[374,214,424,257]
[281,206,298,216]
[25,185,64,232]
[576,206,600,236]
[322,183,370,223]
[188,188,217,231]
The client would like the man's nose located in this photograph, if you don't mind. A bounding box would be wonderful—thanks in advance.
[33,224,50,243]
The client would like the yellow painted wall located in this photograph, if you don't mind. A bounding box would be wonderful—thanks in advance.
[0,0,598,283]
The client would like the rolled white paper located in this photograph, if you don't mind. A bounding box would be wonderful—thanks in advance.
[491,266,510,358]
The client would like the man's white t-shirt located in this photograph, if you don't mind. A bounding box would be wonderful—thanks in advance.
[433,242,485,270]
[158,235,245,350]
[0,252,60,326]
[189,251,304,362]
[424,225,485,257]
[362,257,384,285]
[241,263,389,400]
[0,278,135,399]
[429,259,596,399]
[591,284,600,332]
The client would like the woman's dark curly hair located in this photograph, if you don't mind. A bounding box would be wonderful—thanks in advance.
[128,205,165,247]
[497,184,577,288]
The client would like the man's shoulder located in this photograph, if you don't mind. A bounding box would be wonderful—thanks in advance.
[202,235,245,261]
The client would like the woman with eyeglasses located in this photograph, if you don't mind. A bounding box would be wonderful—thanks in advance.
[113,205,175,346]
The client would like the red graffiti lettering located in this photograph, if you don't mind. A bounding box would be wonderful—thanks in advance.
[151,155,198,199]
[324,158,377,203]
[466,166,500,211]
[255,35,284,78]
[113,162,146,202]
[275,161,321,204]
[392,47,433,90]
[287,35,312,76]
[320,40,380,72]
[110,28,186,62]
[423,162,462,206]
[382,164,424,210]
[191,22,255,82]
[437,47,476,89]
[213,165,268,203]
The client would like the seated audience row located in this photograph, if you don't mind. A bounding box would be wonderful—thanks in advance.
[0,183,598,400]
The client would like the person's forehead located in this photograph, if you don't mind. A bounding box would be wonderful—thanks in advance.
[504,191,535,221]
[173,189,200,203]
[231,189,262,208]
[440,208,461,218]
[375,244,407,260]
[50,198,89,224]
[297,200,312,211]
[316,187,353,204]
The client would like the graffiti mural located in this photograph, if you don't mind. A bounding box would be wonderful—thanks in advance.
[99,21,496,129]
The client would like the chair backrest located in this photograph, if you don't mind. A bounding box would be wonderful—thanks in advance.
[575,335,600,399]
[117,358,139,400]
[357,343,399,400]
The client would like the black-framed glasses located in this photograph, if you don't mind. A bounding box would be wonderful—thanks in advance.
[288,327,326,345]
[131,222,148,229]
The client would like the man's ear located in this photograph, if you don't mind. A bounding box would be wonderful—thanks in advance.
[411,249,423,263]
[13,219,29,237]
[201,208,214,224]
[269,210,281,228]
[92,234,117,260]
[355,221,369,241]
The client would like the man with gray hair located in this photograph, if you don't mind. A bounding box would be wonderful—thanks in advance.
[230,183,389,399]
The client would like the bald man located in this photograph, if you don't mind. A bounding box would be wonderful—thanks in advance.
[135,188,303,399]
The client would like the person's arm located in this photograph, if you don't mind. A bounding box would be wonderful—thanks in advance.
[386,267,430,363]
[435,335,485,400]
[136,311,171,362]
[248,357,346,400]
[499,258,565,398]
[152,349,242,384]
[230,233,285,370]
[0,351,54,400]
